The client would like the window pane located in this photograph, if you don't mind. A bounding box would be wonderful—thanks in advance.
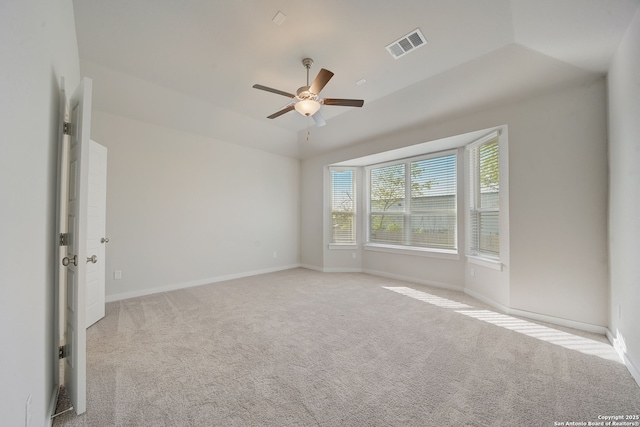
[411,155,457,200]
[332,212,354,243]
[479,140,499,209]
[331,169,355,244]
[469,136,500,258]
[478,211,499,255]
[370,214,404,245]
[410,154,457,250]
[370,164,405,212]
[368,154,458,251]
[410,213,456,249]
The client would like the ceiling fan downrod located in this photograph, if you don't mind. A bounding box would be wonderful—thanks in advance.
[302,58,314,86]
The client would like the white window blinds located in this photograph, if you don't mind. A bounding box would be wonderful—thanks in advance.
[468,133,500,258]
[370,163,405,245]
[368,152,457,251]
[410,155,457,250]
[330,168,355,244]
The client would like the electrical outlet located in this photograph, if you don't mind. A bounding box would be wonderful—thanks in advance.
[273,251,277,258]
[25,394,32,427]
[114,270,122,280]
[470,267,475,277]
[352,252,356,259]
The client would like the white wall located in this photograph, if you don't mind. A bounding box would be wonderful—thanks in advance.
[89,111,300,300]
[301,77,608,328]
[608,7,640,384]
[507,80,608,328]
[0,1,80,426]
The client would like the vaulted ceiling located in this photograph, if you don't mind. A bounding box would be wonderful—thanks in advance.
[73,0,639,158]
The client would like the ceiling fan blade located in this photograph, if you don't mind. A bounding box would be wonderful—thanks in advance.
[322,98,365,107]
[309,68,334,95]
[253,84,295,98]
[312,112,326,127]
[267,104,295,119]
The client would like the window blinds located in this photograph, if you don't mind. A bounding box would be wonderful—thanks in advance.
[369,152,457,250]
[468,135,500,257]
[330,169,355,244]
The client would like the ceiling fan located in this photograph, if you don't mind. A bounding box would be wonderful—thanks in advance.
[252,58,364,127]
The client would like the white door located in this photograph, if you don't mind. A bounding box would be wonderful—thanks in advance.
[86,140,107,328]
[62,77,93,415]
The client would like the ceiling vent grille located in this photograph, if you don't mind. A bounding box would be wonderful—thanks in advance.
[385,29,427,59]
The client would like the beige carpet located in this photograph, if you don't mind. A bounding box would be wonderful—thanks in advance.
[54,268,640,426]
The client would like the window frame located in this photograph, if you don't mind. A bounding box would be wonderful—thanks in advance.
[466,130,501,264]
[364,149,459,256]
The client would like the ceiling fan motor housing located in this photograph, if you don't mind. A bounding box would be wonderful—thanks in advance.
[296,86,316,100]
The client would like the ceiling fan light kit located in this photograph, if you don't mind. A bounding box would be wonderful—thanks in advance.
[295,99,321,116]
[253,57,364,126]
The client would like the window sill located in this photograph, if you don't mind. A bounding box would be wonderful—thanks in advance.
[329,244,358,250]
[364,243,459,260]
[466,255,503,271]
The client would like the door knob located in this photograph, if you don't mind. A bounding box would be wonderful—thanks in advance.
[87,255,98,264]
[62,255,78,267]
[100,237,109,244]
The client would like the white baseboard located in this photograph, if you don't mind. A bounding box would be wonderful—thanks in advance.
[464,288,607,335]
[105,264,301,302]
[299,264,324,272]
[144,264,604,338]
[364,270,605,334]
[464,288,511,313]
[322,268,363,273]
[299,264,363,273]
[363,268,464,292]
[362,269,636,386]
[607,329,640,387]
[506,307,607,335]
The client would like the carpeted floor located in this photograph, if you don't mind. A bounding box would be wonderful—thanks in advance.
[54,268,640,426]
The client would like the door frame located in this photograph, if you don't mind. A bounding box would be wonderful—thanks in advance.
[54,76,92,416]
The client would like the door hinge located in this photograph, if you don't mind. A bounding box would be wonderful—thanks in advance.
[63,121,71,135]
[58,345,67,359]
[59,232,70,246]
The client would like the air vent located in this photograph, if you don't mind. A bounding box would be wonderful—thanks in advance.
[385,29,427,59]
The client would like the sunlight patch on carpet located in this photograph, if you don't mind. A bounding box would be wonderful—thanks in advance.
[383,286,622,363]
[457,309,621,363]
[382,286,472,309]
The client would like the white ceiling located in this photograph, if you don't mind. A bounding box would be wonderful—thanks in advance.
[72,0,639,159]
